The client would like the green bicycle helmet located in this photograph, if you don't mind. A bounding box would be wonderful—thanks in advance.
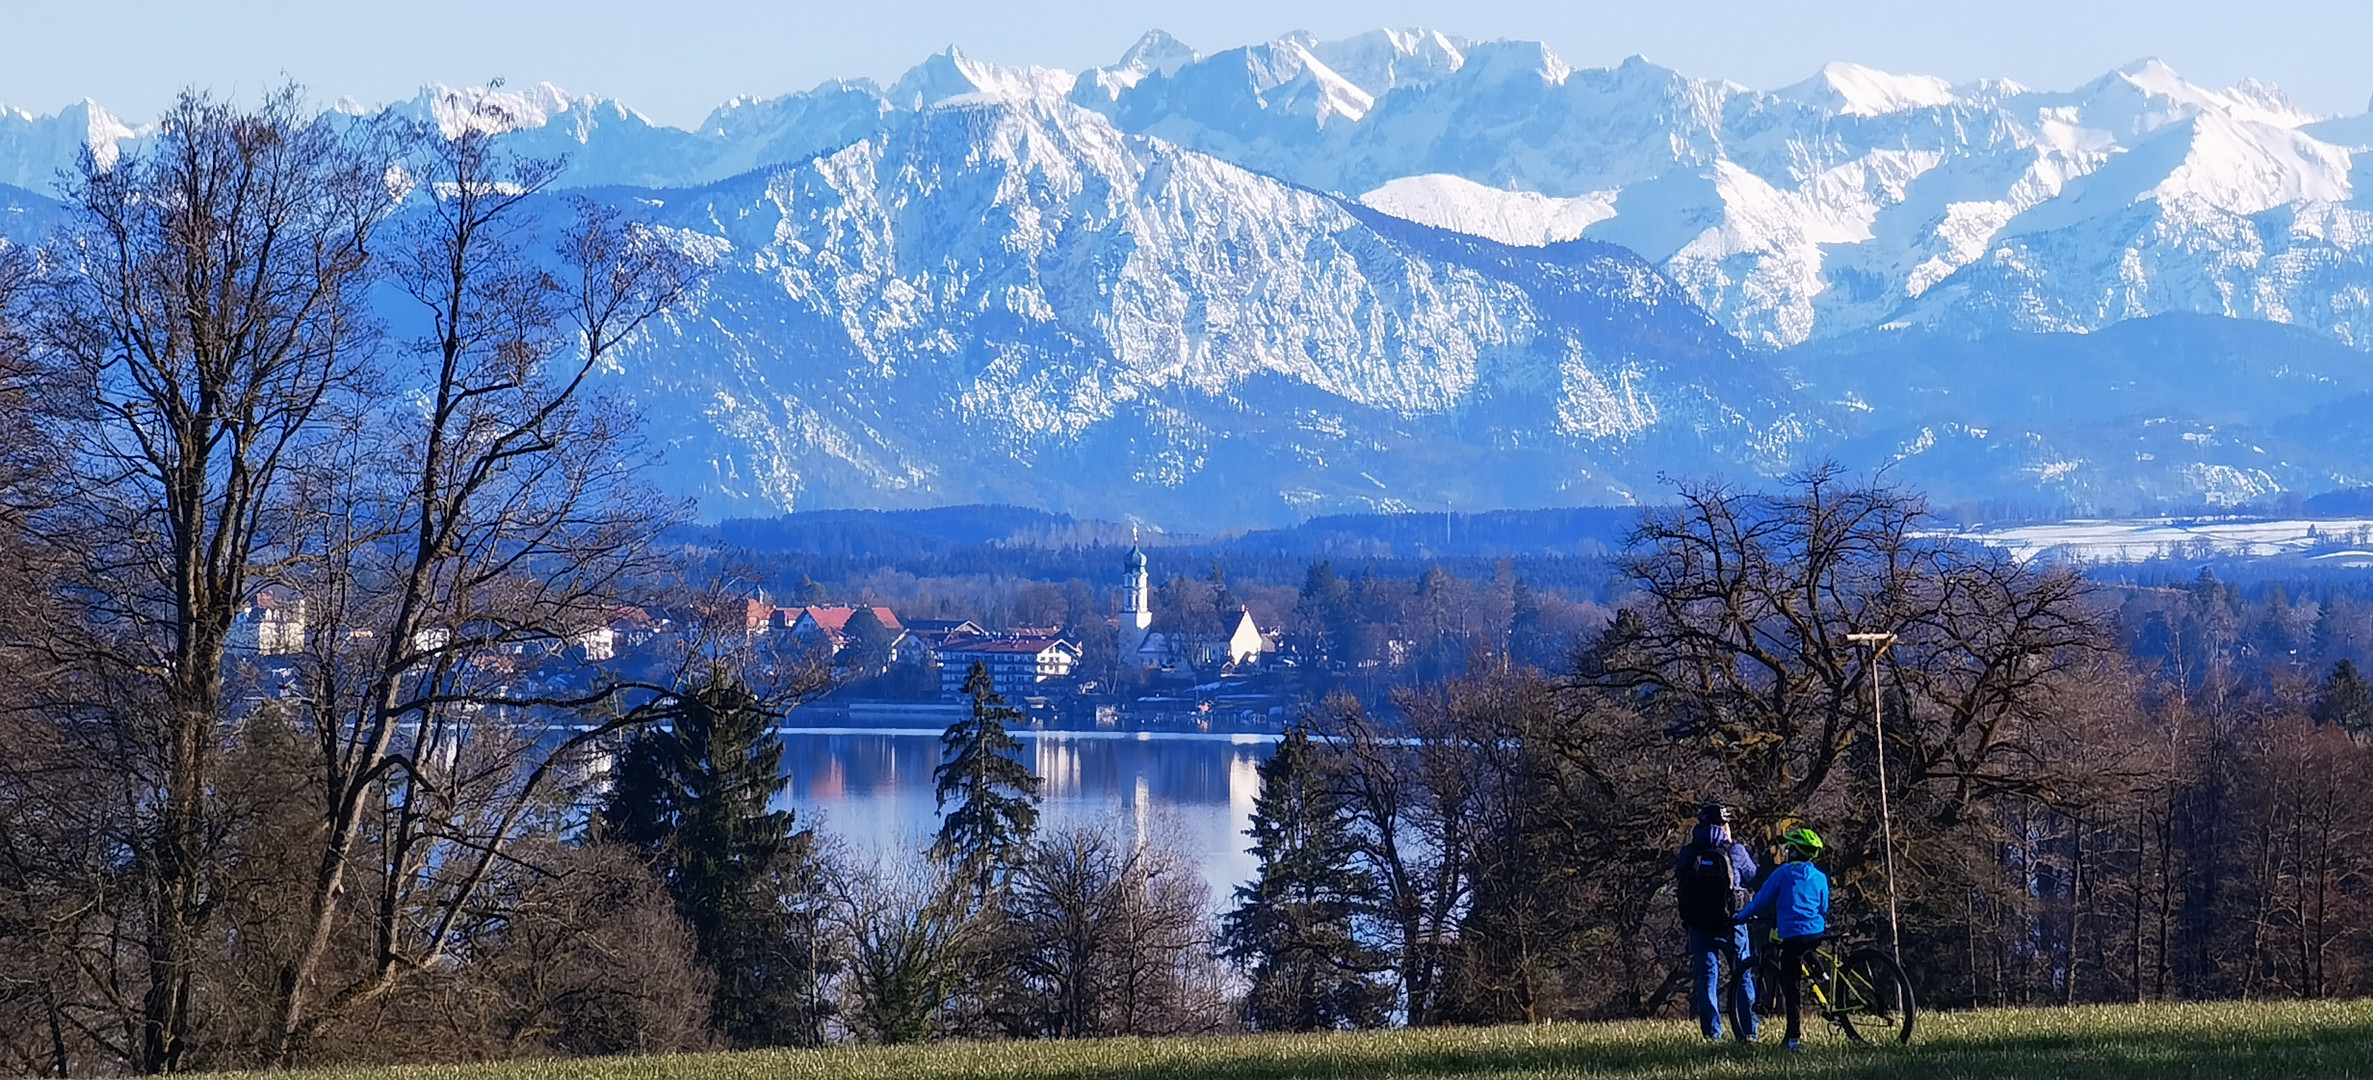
[1782,827,1825,859]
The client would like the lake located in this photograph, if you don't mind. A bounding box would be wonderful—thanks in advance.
[774,728,1279,908]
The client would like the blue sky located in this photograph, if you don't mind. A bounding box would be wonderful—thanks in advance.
[4,0,2370,127]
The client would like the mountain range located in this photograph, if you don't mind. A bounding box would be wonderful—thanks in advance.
[7,29,2373,524]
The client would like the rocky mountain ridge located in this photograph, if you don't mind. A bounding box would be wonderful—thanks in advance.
[7,31,2373,522]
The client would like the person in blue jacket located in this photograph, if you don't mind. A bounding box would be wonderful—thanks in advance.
[1673,802,1758,1040]
[1739,827,1831,1049]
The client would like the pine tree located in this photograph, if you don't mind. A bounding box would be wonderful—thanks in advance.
[1220,725,1391,1031]
[2314,659,2373,734]
[932,662,1043,895]
[599,668,829,1046]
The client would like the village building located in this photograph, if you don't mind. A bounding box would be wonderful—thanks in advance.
[742,598,801,637]
[1207,608,1273,668]
[904,618,987,642]
[789,605,903,649]
[893,619,986,666]
[604,606,660,649]
[566,623,616,662]
[1110,546,1274,674]
[229,590,306,656]
[938,635,1081,699]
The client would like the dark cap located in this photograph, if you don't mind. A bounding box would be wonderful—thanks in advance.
[1696,802,1731,826]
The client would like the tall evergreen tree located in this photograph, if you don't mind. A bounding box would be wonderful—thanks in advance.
[1508,578,1544,667]
[2314,659,2373,734]
[932,662,1042,894]
[1220,725,1391,1031]
[599,668,829,1046]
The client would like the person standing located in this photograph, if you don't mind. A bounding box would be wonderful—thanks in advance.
[1673,802,1757,1041]
[1739,827,1832,1050]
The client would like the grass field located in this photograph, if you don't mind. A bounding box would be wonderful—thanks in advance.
[256,1001,2373,1080]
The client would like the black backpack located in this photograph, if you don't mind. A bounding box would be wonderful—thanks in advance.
[1676,840,1748,929]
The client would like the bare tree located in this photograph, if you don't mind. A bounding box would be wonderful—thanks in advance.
[1317,691,1483,1026]
[828,852,975,1044]
[1584,464,2112,828]
[1000,825,1221,1038]
[23,89,397,1073]
[266,100,692,1063]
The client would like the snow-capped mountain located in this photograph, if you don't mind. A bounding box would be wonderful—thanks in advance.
[599,95,1806,522]
[7,32,2373,521]
[1077,38,2373,351]
[11,33,2372,356]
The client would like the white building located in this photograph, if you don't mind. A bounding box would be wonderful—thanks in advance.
[567,624,616,662]
[1210,609,1271,668]
[939,636,1081,699]
[229,591,306,656]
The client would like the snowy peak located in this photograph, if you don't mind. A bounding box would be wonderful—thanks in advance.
[412,82,580,137]
[7,32,2373,359]
[1076,31,1200,102]
[888,48,1076,111]
[0,99,139,187]
[1305,28,1468,97]
[2048,59,2313,140]
[1116,29,1198,78]
[14,31,2373,519]
[1449,39,1574,89]
[2156,110,2352,212]
[602,92,1782,520]
[1219,37,1376,123]
[2109,58,2282,118]
[1776,61,1956,116]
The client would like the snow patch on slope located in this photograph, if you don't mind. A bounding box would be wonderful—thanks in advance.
[1359,174,1615,245]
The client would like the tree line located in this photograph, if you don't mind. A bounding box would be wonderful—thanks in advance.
[1216,468,2373,1024]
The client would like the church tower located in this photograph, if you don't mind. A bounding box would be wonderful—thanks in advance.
[1118,544,1152,664]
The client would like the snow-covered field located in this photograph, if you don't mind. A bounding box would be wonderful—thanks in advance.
[1952,519,2373,563]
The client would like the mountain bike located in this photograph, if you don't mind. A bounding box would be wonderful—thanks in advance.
[1729,929,1916,1044]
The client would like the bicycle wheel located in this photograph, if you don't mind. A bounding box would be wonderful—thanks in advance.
[1834,948,1916,1044]
[1725,953,1777,1041]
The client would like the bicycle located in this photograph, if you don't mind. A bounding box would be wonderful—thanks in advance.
[1730,928,1916,1044]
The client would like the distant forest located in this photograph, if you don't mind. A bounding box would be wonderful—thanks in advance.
[698,504,1635,599]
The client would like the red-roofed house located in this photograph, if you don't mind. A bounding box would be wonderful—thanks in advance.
[744,599,790,636]
[791,605,903,649]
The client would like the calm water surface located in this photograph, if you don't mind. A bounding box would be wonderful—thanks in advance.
[775,728,1278,907]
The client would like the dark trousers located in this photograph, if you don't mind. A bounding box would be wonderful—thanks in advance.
[1777,934,1824,1042]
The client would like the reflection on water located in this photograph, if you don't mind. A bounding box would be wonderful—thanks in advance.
[775,729,1279,909]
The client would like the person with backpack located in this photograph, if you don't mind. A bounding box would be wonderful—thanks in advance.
[1739,827,1832,1050]
[1673,802,1757,1041]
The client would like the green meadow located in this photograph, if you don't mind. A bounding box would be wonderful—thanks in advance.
[242,1000,2373,1080]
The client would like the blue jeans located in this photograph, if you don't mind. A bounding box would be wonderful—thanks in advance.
[1687,924,1756,1040]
